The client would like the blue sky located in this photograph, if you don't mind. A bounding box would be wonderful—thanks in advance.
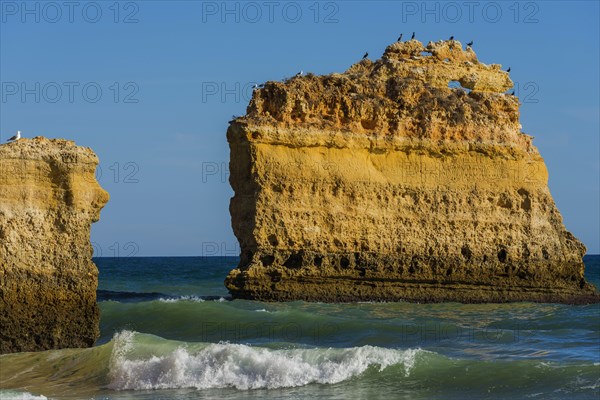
[1,1,598,255]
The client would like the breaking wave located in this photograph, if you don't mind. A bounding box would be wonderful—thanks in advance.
[2,330,598,398]
[107,330,422,390]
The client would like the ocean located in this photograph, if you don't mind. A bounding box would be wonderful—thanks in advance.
[1,256,599,399]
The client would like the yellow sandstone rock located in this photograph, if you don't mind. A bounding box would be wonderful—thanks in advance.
[0,137,109,353]
[225,40,599,304]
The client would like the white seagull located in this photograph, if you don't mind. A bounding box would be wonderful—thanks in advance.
[7,130,21,142]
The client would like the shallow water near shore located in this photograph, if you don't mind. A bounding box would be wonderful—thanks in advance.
[1,256,599,399]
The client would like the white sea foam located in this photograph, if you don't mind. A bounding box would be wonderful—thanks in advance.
[158,296,205,303]
[158,296,227,303]
[108,330,422,390]
[579,378,600,390]
[0,391,48,400]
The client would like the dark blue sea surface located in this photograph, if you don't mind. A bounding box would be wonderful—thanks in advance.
[1,256,599,400]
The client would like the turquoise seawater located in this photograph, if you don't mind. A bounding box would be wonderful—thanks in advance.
[1,256,599,399]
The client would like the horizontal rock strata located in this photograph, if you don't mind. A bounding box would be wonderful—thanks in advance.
[0,137,109,353]
[225,40,599,304]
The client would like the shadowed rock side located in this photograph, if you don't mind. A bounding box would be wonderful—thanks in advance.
[225,40,599,304]
[0,137,109,353]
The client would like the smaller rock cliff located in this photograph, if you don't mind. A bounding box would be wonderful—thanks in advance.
[0,137,109,353]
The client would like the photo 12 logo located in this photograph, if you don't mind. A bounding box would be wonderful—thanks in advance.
[92,241,140,257]
[78,160,140,184]
[199,321,340,344]
[398,322,521,344]
[200,1,340,23]
[1,1,140,23]
[201,241,240,257]
[400,1,540,24]
[201,81,264,104]
[201,161,229,183]
[512,81,539,104]
[1,82,140,104]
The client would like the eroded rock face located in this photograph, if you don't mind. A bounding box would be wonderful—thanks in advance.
[225,40,599,304]
[0,137,109,353]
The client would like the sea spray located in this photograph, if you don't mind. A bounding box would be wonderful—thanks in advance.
[107,330,424,390]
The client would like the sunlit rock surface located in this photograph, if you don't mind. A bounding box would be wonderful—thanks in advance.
[225,40,598,304]
[0,137,109,353]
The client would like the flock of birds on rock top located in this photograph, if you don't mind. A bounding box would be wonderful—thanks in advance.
[6,36,515,136]
[361,32,477,61]
[247,33,515,100]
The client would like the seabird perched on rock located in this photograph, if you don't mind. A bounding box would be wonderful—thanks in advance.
[397,33,403,42]
[506,67,511,72]
[449,36,454,40]
[467,41,473,47]
[258,83,265,88]
[362,52,368,59]
[411,32,415,40]
[7,130,21,142]
[510,90,515,96]
[295,70,304,77]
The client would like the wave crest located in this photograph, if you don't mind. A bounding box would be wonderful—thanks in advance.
[108,330,422,390]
